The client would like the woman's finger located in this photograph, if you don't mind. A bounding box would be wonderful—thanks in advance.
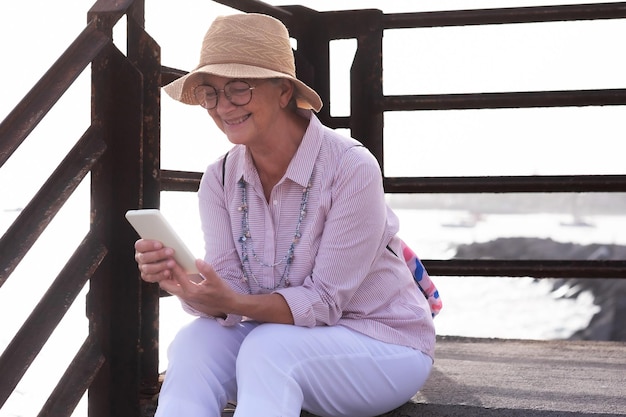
[169,262,203,293]
[158,276,182,296]
[134,238,163,252]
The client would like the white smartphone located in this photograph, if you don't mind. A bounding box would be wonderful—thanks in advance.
[125,209,199,274]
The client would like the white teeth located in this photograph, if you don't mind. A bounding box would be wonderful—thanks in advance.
[225,114,250,125]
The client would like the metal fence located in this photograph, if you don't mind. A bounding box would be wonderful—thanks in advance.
[0,1,625,416]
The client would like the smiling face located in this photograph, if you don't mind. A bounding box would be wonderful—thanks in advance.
[200,75,294,149]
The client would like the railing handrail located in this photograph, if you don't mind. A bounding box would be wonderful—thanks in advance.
[0,1,145,415]
[0,232,107,408]
[383,89,626,111]
[383,1,626,28]
[0,126,107,286]
[0,22,109,169]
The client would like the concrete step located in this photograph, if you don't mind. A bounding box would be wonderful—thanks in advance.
[300,336,626,416]
[200,336,626,417]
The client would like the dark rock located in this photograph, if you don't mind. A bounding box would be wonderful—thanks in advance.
[453,237,626,341]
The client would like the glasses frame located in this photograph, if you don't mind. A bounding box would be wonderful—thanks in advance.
[194,79,257,110]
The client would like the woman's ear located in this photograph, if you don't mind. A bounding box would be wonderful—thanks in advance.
[279,79,296,109]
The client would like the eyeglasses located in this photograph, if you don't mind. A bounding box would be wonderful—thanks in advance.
[194,80,257,110]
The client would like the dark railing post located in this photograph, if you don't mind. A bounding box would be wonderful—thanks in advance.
[88,39,144,417]
[127,2,163,406]
[349,10,384,171]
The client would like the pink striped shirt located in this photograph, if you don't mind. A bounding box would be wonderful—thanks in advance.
[196,111,435,358]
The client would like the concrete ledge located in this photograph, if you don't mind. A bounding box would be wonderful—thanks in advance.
[300,336,626,417]
[201,336,626,417]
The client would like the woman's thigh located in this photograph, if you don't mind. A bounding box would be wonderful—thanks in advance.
[234,324,432,417]
[156,318,259,417]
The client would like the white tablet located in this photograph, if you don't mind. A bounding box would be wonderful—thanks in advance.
[125,209,199,274]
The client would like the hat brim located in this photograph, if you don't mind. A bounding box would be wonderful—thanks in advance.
[163,63,322,112]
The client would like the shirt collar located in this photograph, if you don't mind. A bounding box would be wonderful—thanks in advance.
[285,110,323,187]
[237,110,323,188]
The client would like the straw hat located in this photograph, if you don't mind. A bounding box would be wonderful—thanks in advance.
[163,13,322,112]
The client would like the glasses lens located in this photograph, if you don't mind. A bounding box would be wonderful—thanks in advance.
[225,81,253,106]
[194,85,218,109]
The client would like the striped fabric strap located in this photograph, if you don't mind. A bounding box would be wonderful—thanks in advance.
[400,239,443,318]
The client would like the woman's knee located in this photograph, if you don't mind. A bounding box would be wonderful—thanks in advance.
[168,318,253,366]
[236,323,301,371]
[167,318,216,359]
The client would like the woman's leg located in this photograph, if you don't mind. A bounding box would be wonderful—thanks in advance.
[155,318,258,417]
[233,324,432,417]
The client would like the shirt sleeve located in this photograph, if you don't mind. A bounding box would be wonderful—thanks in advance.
[179,299,242,326]
[276,145,390,327]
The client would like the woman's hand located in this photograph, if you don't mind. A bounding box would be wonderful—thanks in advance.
[134,239,293,323]
[134,238,232,317]
[134,238,182,284]
[163,259,236,318]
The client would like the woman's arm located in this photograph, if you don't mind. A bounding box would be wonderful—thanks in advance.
[276,145,390,327]
[157,258,294,323]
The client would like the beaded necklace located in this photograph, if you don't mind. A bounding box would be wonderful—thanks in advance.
[238,175,312,290]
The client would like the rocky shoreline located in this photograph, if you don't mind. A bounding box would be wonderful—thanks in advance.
[453,237,626,341]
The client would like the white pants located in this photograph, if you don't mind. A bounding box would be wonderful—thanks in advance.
[155,318,432,417]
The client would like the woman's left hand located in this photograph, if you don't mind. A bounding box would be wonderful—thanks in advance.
[164,260,295,325]
[161,259,235,318]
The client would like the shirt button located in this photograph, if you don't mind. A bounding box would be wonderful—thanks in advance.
[273,200,278,205]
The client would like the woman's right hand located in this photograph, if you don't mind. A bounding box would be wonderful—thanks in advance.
[134,238,177,284]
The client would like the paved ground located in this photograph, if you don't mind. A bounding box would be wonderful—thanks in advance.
[407,336,625,416]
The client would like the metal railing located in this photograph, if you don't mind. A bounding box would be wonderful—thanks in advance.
[0,1,625,416]
[163,1,626,279]
[0,1,160,415]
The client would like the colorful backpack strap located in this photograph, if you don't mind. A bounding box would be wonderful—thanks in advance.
[399,240,443,318]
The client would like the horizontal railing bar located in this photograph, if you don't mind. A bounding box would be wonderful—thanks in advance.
[159,84,626,117]
[160,171,626,194]
[88,0,133,15]
[383,2,626,28]
[0,126,107,287]
[87,0,139,35]
[160,169,203,192]
[325,116,351,130]
[423,259,626,278]
[384,175,626,194]
[0,21,110,169]
[161,66,187,87]
[383,89,626,111]
[155,260,625,293]
[37,334,105,417]
[211,0,293,21]
[0,233,108,409]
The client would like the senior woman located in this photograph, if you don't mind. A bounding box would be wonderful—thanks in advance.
[134,12,435,417]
